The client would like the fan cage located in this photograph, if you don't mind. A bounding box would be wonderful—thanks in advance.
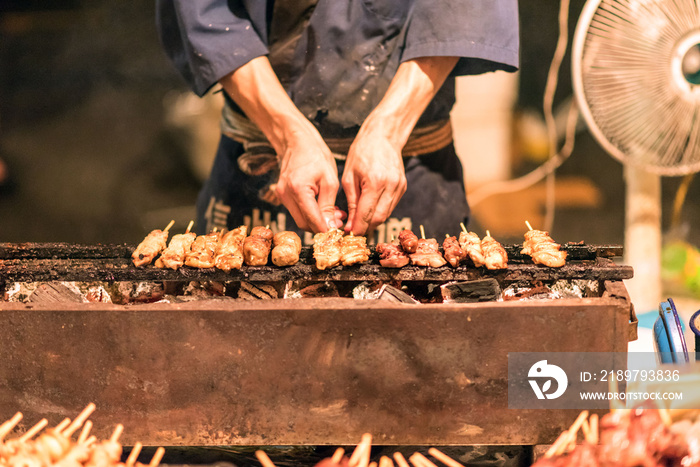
[572,0,700,176]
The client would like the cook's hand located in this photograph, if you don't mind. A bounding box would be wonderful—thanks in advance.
[341,56,459,236]
[342,124,407,235]
[219,56,343,233]
[276,128,341,233]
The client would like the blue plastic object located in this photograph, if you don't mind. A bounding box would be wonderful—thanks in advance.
[690,309,700,361]
[653,298,689,364]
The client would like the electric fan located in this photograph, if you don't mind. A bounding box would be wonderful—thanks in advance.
[572,0,700,310]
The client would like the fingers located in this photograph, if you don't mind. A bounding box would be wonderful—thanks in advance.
[276,173,339,234]
[317,177,341,230]
[351,184,383,235]
[346,174,406,236]
[342,172,359,234]
[334,208,347,222]
[276,184,310,231]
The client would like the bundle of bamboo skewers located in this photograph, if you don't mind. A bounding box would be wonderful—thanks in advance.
[256,433,474,467]
[534,406,695,466]
[0,403,165,467]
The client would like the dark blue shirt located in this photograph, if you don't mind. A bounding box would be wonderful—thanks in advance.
[156,0,519,137]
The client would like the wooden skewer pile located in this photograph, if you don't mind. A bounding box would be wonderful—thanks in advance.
[0,404,165,467]
[255,434,470,467]
[544,410,598,458]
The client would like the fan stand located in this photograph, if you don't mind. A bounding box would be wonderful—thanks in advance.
[624,166,662,312]
[571,1,700,314]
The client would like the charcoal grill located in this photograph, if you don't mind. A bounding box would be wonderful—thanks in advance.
[0,242,637,447]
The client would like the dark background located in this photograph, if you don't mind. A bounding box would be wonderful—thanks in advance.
[0,0,698,248]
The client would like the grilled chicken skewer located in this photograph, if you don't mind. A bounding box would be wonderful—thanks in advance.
[132,220,174,267]
[481,230,508,269]
[404,228,446,268]
[243,226,274,266]
[443,235,466,268]
[521,222,567,268]
[271,231,302,267]
[313,229,344,270]
[458,223,486,268]
[215,225,248,271]
[410,238,447,268]
[398,229,419,254]
[155,221,195,270]
[376,239,410,268]
[340,233,370,266]
[185,229,222,268]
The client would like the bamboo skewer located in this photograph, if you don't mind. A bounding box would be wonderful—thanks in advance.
[0,405,156,467]
[164,220,175,233]
[126,442,142,467]
[0,413,23,440]
[427,448,465,467]
[64,403,96,438]
[419,225,426,240]
[149,447,165,467]
[525,221,533,231]
[349,433,372,467]
[409,452,438,467]
[393,452,411,467]
[185,220,194,234]
[109,424,124,443]
[255,450,278,467]
[78,421,93,445]
[545,410,590,457]
[564,411,590,451]
[657,405,672,427]
[581,418,592,444]
[357,434,372,467]
[18,418,48,443]
[331,448,345,464]
[589,414,599,445]
[544,431,570,458]
[459,222,467,233]
[55,418,71,434]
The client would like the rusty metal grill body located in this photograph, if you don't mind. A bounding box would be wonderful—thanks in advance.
[0,243,636,447]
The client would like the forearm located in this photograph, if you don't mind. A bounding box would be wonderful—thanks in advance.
[218,56,321,155]
[363,56,458,148]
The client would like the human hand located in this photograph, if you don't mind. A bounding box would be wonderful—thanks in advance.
[342,124,407,235]
[275,126,342,233]
[340,57,458,235]
[219,57,342,233]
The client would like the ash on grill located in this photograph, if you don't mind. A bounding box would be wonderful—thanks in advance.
[4,277,601,305]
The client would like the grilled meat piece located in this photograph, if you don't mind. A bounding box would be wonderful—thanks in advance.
[185,231,221,268]
[398,229,419,254]
[481,233,508,270]
[313,229,344,270]
[132,229,169,267]
[458,231,486,267]
[340,234,370,266]
[243,226,273,266]
[155,231,196,270]
[443,235,466,267]
[376,240,410,268]
[410,238,447,268]
[521,229,567,268]
[271,231,302,266]
[214,225,248,271]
